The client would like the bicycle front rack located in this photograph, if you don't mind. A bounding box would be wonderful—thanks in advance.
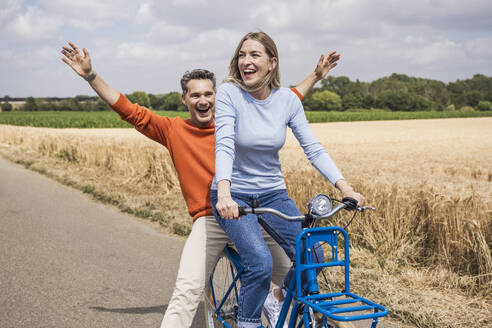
[295,227,388,328]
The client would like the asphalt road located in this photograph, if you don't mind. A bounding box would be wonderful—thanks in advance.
[0,156,402,328]
[0,157,206,328]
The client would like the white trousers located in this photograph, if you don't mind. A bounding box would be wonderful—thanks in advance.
[160,215,291,327]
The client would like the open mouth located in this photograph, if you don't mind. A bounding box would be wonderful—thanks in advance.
[243,69,256,79]
[196,108,210,116]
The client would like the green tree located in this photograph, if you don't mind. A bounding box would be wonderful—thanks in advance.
[55,98,81,111]
[95,98,110,111]
[465,91,481,107]
[376,90,412,111]
[444,104,456,111]
[342,92,364,110]
[22,97,38,111]
[304,90,341,111]
[75,95,93,102]
[127,91,151,108]
[320,76,352,98]
[149,93,165,110]
[1,102,13,112]
[163,92,186,111]
[410,94,433,111]
[362,94,375,108]
[37,100,56,111]
[477,100,492,111]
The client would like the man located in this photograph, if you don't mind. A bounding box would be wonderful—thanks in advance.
[61,41,340,327]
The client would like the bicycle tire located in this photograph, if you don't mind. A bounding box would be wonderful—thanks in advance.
[323,318,355,328]
[303,310,355,328]
[206,250,241,328]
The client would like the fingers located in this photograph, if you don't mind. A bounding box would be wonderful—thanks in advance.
[341,187,365,207]
[327,51,341,65]
[351,192,365,207]
[61,42,85,61]
[83,48,90,59]
[61,43,77,62]
[317,51,340,73]
[216,198,239,219]
[69,41,79,54]
[355,193,365,207]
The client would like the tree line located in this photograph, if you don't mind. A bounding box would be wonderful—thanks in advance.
[0,92,186,112]
[2,73,492,112]
[302,73,492,112]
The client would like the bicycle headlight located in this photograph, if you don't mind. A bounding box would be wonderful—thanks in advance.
[308,194,332,216]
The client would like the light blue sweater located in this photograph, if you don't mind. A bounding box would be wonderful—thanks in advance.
[212,82,344,193]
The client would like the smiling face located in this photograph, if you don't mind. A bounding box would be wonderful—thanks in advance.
[181,79,215,128]
[237,39,277,89]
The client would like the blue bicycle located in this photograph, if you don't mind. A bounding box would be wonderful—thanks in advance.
[206,194,388,328]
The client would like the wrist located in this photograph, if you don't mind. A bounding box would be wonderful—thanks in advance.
[84,71,97,82]
[313,70,323,81]
[336,179,353,194]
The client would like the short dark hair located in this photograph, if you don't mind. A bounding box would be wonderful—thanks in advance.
[180,69,216,94]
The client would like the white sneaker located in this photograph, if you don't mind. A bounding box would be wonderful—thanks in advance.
[262,290,287,328]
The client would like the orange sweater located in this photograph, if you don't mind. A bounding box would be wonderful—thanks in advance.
[112,94,215,221]
[111,88,303,222]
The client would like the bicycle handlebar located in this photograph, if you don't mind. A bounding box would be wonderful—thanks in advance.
[238,198,375,222]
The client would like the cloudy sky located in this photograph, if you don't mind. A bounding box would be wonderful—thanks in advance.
[1,0,491,97]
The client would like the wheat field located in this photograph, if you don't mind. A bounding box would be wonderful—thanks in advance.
[0,117,491,327]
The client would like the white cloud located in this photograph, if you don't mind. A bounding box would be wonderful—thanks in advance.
[2,5,62,41]
[136,2,155,24]
[0,0,22,25]
[464,38,492,58]
[1,0,491,96]
[34,0,136,31]
[146,22,191,42]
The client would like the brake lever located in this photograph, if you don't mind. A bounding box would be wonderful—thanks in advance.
[358,206,376,212]
[342,197,358,211]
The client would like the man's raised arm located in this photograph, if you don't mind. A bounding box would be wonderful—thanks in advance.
[61,41,120,105]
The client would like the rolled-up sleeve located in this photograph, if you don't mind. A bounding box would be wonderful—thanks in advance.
[288,97,344,186]
[214,85,236,183]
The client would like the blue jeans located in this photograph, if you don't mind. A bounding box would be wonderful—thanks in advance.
[211,189,302,327]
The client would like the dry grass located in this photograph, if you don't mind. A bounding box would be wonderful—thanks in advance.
[0,117,491,327]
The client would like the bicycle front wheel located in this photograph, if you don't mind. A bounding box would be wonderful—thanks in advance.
[302,309,355,328]
[205,250,241,328]
[323,318,355,328]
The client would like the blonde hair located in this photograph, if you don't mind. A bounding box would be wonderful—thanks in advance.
[225,31,280,93]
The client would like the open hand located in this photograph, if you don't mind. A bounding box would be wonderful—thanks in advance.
[314,50,341,80]
[61,42,93,79]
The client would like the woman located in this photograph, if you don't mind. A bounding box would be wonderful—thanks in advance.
[211,32,364,328]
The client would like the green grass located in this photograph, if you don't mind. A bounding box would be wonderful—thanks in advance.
[0,111,189,128]
[305,110,492,123]
[1,110,491,128]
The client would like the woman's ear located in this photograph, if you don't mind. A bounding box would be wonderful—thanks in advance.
[269,57,278,71]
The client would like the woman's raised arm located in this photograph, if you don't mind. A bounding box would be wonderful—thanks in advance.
[294,50,340,97]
